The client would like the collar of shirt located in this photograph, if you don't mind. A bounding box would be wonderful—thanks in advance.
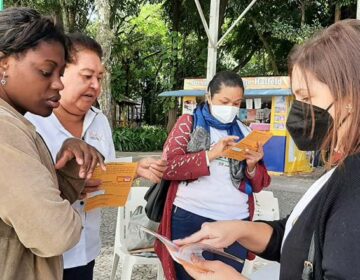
[50,106,101,139]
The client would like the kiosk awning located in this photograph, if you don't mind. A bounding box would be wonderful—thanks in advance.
[245,89,292,96]
[159,88,292,97]
[159,90,206,97]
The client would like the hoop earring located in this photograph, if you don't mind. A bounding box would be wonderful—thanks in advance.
[0,71,6,86]
[345,104,352,113]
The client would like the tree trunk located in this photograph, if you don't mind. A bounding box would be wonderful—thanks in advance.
[68,9,76,32]
[58,0,84,33]
[219,0,229,33]
[164,0,182,131]
[166,107,178,133]
[251,17,279,75]
[95,0,114,129]
[232,48,257,72]
[59,0,70,32]
[335,3,341,22]
[300,0,306,26]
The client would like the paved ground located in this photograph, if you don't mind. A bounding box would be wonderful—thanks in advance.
[93,152,324,279]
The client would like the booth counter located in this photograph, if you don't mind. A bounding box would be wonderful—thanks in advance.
[159,77,312,175]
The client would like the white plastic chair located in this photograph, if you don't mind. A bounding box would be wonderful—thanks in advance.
[253,190,280,221]
[242,256,280,279]
[110,186,165,280]
[242,190,280,278]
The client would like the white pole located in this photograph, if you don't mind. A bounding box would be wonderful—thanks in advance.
[206,0,220,82]
[357,0,360,19]
[217,0,258,47]
[194,0,215,47]
[196,0,257,82]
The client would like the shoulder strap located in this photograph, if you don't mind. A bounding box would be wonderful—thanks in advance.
[302,232,315,280]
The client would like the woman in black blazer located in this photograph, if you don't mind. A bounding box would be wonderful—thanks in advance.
[176,19,360,280]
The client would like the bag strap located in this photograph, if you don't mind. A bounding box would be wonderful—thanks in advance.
[132,205,143,216]
[302,232,315,280]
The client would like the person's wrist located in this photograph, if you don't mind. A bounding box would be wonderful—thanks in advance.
[235,220,250,244]
[247,163,256,172]
[231,220,246,241]
[207,150,216,162]
[246,164,256,178]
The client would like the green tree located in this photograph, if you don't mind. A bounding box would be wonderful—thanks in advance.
[6,0,94,32]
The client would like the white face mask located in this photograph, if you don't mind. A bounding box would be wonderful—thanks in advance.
[210,103,240,124]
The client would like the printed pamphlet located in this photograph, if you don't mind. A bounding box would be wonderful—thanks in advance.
[140,226,244,272]
[85,162,138,211]
[223,130,273,161]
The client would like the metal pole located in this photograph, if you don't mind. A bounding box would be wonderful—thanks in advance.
[357,0,360,19]
[217,0,258,47]
[198,0,257,82]
[194,0,215,47]
[206,0,220,82]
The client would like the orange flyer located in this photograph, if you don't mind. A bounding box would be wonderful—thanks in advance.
[223,131,273,161]
[85,162,138,211]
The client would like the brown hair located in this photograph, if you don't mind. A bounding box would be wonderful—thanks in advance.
[67,32,103,62]
[288,19,360,166]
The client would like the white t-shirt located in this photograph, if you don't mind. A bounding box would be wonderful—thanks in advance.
[26,107,116,268]
[174,121,250,221]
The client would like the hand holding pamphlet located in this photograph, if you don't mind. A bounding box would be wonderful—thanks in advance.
[223,130,272,161]
[85,161,138,211]
[140,226,244,272]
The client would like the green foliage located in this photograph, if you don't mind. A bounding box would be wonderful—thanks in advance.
[109,3,173,125]
[5,0,61,15]
[335,0,356,6]
[6,0,94,32]
[162,97,178,111]
[271,19,322,44]
[6,0,358,127]
[113,126,168,152]
[108,3,207,125]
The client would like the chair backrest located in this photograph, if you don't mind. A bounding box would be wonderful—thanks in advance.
[253,190,280,221]
[113,157,133,163]
[116,186,150,250]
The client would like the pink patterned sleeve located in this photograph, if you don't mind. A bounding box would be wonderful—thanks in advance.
[162,114,210,181]
[246,161,271,193]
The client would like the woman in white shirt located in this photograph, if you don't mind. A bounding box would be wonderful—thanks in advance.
[27,33,166,280]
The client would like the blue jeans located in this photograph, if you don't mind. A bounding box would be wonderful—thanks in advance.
[171,206,247,280]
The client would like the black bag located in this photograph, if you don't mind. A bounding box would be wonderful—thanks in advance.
[144,179,171,222]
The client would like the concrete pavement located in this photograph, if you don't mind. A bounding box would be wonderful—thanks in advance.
[93,152,323,279]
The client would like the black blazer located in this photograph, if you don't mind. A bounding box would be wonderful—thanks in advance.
[258,154,360,280]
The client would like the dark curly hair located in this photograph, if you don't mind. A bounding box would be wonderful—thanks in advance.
[0,7,70,61]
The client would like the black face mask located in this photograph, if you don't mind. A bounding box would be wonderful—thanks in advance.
[286,100,333,151]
